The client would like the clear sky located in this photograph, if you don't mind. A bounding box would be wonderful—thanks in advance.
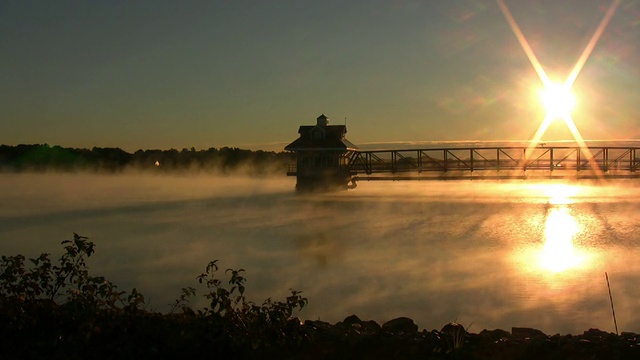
[1,0,639,151]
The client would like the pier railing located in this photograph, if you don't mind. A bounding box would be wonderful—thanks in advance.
[347,146,640,180]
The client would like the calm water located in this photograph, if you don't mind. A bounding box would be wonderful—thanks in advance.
[1,172,640,334]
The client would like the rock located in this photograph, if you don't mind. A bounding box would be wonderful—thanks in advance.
[439,323,469,350]
[342,314,362,325]
[581,328,616,342]
[382,317,418,335]
[479,328,515,342]
[361,320,382,335]
[511,327,547,340]
[339,316,380,335]
[304,319,332,333]
[285,317,303,331]
[620,332,640,351]
[441,322,468,336]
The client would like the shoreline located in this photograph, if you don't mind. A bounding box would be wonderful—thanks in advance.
[291,315,640,359]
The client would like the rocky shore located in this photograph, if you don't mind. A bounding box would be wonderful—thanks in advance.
[3,305,640,359]
[284,315,640,359]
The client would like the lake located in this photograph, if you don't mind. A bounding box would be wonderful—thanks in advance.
[1,172,639,335]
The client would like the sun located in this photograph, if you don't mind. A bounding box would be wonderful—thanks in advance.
[497,0,621,177]
[540,83,576,117]
[497,0,620,117]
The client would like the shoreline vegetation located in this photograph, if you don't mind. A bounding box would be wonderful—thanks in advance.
[1,235,639,359]
[0,144,294,174]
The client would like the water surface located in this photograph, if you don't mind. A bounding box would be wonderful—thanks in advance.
[1,172,639,334]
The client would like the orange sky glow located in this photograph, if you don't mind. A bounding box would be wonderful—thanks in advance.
[1,1,638,151]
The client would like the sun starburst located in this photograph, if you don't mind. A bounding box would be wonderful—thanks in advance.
[497,0,621,176]
[540,83,575,118]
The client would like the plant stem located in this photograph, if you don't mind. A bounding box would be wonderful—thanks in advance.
[605,272,618,335]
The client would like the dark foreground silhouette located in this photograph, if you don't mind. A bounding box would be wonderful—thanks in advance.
[1,234,638,359]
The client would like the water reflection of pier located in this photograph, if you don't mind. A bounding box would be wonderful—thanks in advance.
[348,146,640,181]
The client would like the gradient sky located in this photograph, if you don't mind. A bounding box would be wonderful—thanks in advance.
[2,0,639,151]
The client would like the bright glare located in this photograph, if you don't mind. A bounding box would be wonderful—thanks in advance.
[540,83,576,117]
[539,207,584,273]
[510,185,599,276]
[543,184,579,205]
[498,0,621,179]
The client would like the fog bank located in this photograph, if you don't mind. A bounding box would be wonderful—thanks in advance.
[1,173,639,334]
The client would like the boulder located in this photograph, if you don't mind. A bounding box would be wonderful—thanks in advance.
[382,317,418,335]
[441,322,468,337]
[479,328,515,342]
[581,328,616,342]
[361,320,382,335]
[342,314,362,325]
[511,327,547,340]
[303,319,332,333]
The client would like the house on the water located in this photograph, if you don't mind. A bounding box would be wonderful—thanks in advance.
[285,114,358,191]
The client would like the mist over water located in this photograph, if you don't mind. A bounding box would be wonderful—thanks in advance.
[1,172,640,334]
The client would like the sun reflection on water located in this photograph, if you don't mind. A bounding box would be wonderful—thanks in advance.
[539,207,586,273]
[543,184,578,205]
[514,184,598,276]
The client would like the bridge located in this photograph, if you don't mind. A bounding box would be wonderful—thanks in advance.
[287,144,640,190]
[284,115,640,190]
[346,146,640,181]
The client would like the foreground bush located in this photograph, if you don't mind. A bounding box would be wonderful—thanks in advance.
[3,235,640,359]
[0,234,307,359]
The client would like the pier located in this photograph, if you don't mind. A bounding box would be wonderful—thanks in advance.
[347,146,640,180]
[285,115,640,190]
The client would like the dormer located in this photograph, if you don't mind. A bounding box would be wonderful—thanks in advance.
[316,114,329,127]
[285,113,358,153]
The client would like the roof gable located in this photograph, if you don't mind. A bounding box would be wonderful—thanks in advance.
[285,115,356,151]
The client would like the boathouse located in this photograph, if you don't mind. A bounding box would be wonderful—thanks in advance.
[285,114,358,190]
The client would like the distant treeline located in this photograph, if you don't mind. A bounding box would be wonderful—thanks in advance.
[0,144,294,173]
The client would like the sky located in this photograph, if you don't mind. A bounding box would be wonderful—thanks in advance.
[1,0,639,151]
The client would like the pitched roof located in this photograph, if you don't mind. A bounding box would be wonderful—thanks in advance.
[285,125,358,151]
[298,124,346,135]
